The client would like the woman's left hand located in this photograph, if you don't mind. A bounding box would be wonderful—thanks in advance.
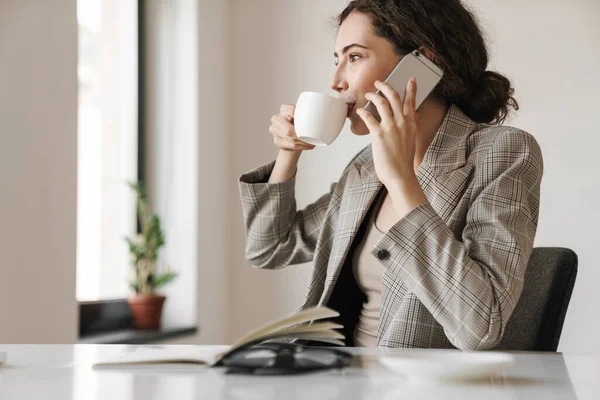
[356,77,420,188]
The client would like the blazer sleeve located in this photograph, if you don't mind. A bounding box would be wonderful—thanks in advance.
[238,160,335,269]
[371,130,543,350]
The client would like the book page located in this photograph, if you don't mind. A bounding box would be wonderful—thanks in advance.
[93,346,226,368]
[260,330,345,345]
[231,306,340,348]
[277,321,343,335]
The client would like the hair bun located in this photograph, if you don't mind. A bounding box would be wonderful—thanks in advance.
[458,71,519,125]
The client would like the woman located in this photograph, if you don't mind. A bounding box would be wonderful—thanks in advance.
[238,0,543,350]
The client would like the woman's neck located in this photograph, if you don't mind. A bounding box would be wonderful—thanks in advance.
[413,99,449,171]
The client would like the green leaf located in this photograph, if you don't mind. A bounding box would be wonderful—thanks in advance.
[129,281,140,294]
[125,236,146,265]
[154,271,177,289]
[142,215,165,261]
[127,180,146,200]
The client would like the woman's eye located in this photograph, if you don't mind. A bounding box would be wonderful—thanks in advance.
[334,54,362,67]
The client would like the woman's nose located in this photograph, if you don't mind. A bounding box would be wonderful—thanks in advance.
[330,73,349,93]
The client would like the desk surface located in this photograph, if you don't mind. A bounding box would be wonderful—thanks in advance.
[1,345,599,399]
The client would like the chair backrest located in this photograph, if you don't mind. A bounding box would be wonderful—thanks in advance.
[494,247,578,352]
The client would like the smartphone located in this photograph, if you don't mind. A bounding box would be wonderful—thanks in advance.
[364,49,443,122]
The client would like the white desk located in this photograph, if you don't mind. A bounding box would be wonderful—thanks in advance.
[1,345,599,399]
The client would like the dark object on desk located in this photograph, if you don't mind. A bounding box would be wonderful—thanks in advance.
[218,342,352,375]
[495,247,578,352]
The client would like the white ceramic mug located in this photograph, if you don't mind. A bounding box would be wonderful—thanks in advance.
[294,92,348,146]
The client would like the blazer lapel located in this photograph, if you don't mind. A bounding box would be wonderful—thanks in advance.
[415,104,476,219]
[319,148,382,306]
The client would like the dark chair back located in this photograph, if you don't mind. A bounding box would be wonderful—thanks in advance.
[494,247,578,352]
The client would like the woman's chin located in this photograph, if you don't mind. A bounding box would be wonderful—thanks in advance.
[349,118,370,136]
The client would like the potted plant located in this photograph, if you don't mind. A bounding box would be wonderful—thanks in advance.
[125,181,177,330]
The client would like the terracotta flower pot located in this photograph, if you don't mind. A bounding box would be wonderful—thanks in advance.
[127,294,166,330]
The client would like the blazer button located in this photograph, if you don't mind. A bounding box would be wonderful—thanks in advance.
[377,249,390,261]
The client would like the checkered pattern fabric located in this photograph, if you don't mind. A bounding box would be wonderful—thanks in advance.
[238,104,543,350]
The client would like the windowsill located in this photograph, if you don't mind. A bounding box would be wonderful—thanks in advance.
[77,326,198,344]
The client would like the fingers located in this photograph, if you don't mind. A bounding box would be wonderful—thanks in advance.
[270,112,315,151]
[280,104,295,120]
[355,108,382,136]
[271,134,315,151]
[402,77,417,121]
[373,80,404,124]
[271,114,295,137]
[271,114,306,143]
[356,79,419,138]
[269,123,315,150]
[364,91,394,127]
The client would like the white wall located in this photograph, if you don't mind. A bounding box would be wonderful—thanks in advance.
[190,0,232,345]
[193,0,232,345]
[144,0,228,344]
[468,0,600,353]
[228,0,600,352]
[0,0,78,342]
[149,0,232,345]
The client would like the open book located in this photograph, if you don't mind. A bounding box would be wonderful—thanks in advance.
[93,306,344,368]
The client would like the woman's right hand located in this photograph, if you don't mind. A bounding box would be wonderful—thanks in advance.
[269,104,316,153]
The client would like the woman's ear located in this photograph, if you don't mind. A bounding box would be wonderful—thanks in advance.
[418,46,437,64]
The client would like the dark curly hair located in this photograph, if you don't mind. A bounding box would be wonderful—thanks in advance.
[336,0,519,125]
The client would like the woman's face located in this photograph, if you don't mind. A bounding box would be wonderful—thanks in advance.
[331,11,402,135]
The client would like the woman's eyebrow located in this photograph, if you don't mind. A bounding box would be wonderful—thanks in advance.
[333,43,369,58]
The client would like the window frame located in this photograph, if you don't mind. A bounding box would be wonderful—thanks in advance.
[78,0,145,339]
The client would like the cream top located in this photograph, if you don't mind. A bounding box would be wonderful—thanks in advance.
[352,195,387,347]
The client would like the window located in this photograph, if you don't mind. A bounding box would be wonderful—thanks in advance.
[76,0,139,301]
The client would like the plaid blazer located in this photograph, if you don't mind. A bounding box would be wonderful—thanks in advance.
[238,104,543,350]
